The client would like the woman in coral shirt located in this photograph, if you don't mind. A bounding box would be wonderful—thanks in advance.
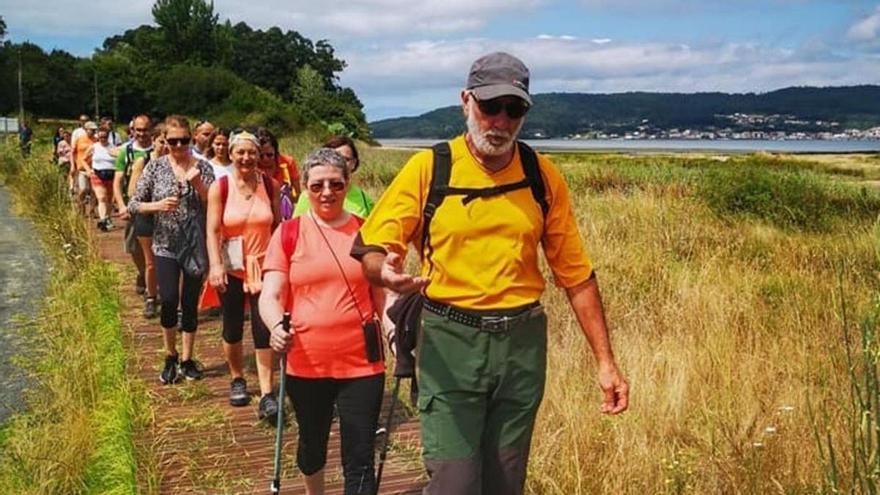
[260,148,385,495]
[206,129,281,420]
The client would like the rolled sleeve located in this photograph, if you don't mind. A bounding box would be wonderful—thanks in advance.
[262,226,290,275]
[540,156,594,288]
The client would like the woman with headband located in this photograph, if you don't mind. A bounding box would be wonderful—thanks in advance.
[206,129,282,420]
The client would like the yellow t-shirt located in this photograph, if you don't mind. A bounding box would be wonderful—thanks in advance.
[354,135,593,310]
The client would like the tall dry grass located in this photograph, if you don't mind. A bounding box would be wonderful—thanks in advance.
[0,139,146,495]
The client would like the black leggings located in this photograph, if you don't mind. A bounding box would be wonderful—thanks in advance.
[219,276,270,348]
[287,373,385,495]
[154,255,202,333]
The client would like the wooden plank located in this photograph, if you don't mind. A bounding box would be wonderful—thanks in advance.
[94,223,427,494]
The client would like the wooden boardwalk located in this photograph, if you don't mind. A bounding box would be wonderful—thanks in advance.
[95,223,426,494]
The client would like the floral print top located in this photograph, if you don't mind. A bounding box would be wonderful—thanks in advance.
[128,155,215,258]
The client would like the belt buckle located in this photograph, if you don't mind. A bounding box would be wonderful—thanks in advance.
[480,315,510,333]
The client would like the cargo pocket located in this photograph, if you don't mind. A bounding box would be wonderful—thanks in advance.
[417,394,439,458]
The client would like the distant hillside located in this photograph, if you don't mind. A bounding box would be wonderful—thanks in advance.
[369,85,880,139]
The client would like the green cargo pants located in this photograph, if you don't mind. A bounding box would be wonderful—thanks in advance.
[417,306,547,495]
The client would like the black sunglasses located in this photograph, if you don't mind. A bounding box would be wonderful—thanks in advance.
[473,95,530,119]
[166,137,191,147]
[307,180,346,193]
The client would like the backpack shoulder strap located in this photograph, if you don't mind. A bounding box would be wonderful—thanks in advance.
[281,217,302,259]
[219,175,229,206]
[517,141,549,217]
[421,142,452,274]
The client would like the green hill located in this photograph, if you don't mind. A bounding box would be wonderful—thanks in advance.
[369,85,880,139]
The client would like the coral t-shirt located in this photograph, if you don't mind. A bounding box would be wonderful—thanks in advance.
[73,135,97,171]
[221,177,274,286]
[262,213,384,379]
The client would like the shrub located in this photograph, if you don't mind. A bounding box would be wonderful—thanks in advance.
[698,164,880,231]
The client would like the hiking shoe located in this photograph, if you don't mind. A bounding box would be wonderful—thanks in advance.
[97,219,109,232]
[159,354,180,385]
[135,273,146,295]
[143,297,158,319]
[229,378,249,407]
[258,394,280,425]
[178,359,203,381]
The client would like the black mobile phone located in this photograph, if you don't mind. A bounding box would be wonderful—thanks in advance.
[362,319,382,363]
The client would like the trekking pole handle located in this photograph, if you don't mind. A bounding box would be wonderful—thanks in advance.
[282,311,291,336]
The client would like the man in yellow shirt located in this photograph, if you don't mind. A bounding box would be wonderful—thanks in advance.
[352,52,629,494]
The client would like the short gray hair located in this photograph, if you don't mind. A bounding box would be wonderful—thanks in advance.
[301,148,350,184]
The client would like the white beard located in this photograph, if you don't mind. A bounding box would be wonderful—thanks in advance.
[466,104,524,157]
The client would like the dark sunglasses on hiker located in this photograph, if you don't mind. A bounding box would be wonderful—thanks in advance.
[166,137,191,147]
[308,179,346,193]
[472,94,530,119]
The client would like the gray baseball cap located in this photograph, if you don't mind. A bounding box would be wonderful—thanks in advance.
[466,52,532,105]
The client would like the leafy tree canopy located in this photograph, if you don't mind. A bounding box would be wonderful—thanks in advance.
[0,0,368,138]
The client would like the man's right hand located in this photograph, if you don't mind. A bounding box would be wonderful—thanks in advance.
[380,252,428,293]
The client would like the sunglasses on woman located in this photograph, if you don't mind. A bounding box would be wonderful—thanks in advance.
[472,94,530,119]
[166,137,191,146]
[307,179,346,193]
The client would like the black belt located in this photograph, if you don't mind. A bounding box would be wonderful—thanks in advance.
[423,299,544,333]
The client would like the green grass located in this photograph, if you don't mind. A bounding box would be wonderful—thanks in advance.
[0,140,145,495]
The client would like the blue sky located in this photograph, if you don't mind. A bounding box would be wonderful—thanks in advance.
[2,1,879,120]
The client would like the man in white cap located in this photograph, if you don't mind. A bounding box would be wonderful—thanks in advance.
[352,52,629,494]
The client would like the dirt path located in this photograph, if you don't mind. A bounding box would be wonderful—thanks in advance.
[95,223,425,494]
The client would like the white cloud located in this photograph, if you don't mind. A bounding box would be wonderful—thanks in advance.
[591,38,612,44]
[340,37,880,119]
[848,6,880,42]
[0,0,544,41]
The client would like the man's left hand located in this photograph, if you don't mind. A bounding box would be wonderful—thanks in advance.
[598,362,629,415]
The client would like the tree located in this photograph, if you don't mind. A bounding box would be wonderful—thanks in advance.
[151,0,220,65]
[0,15,7,41]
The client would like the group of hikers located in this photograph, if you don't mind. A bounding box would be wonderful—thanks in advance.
[41,52,629,495]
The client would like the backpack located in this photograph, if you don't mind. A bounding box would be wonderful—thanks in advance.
[122,144,151,197]
[386,139,549,385]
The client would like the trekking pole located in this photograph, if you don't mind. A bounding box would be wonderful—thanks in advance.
[374,376,402,495]
[271,311,291,494]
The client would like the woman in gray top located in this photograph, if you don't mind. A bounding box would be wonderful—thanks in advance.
[128,115,215,385]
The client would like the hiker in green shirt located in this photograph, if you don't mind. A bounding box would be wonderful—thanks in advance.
[293,136,374,218]
[113,113,153,306]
